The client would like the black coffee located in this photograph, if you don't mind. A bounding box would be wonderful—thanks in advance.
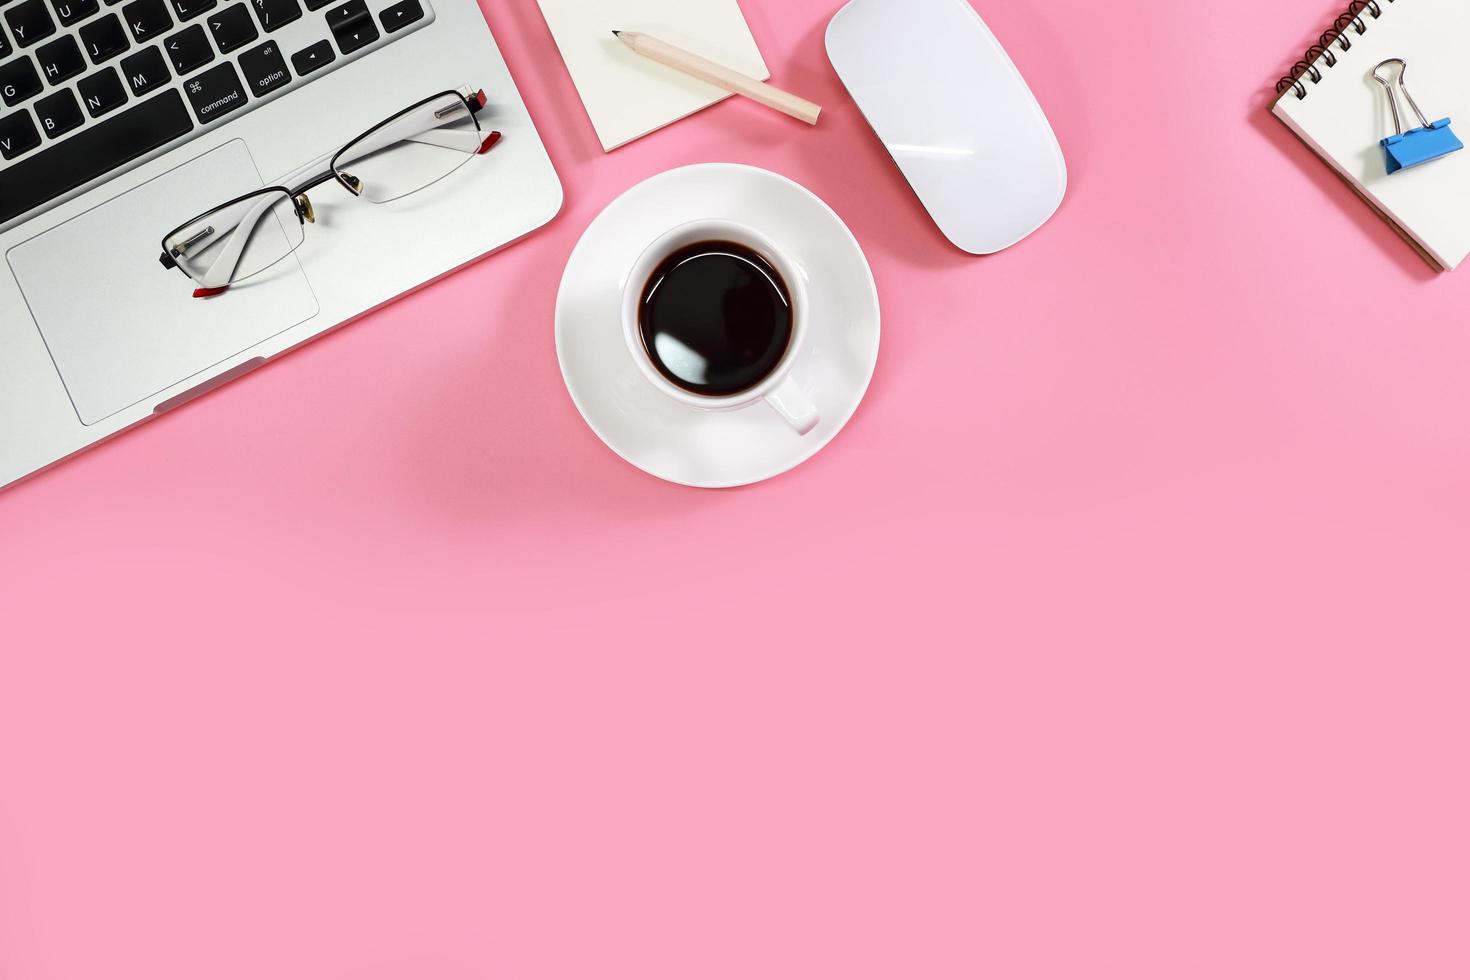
[638,240,793,397]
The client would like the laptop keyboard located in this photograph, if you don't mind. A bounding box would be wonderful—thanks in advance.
[0,0,432,226]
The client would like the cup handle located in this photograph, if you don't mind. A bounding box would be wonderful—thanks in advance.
[765,376,820,435]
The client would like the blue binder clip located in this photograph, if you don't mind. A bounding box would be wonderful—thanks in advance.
[1374,58,1463,174]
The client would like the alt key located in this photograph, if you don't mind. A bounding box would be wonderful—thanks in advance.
[238,38,289,96]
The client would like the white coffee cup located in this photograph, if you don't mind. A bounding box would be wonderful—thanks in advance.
[621,220,820,435]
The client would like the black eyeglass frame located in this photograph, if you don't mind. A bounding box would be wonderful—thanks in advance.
[159,87,489,277]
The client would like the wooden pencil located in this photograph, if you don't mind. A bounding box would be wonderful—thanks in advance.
[613,30,822,126]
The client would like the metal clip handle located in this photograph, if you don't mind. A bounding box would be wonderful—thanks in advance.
[1373,58,1431,136]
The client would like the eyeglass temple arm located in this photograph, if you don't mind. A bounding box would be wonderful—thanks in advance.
[328,92,492,175]
[195,193,280,290]
[265,88,490,187]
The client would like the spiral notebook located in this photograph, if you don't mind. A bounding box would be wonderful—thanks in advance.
[1272,0,1470,270]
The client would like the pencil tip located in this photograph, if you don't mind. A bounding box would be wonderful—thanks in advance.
[611,29,622,36]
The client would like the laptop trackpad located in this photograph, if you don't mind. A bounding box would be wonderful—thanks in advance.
[6,139,318,425]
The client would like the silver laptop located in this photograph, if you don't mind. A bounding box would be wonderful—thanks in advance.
[0,0,561,489]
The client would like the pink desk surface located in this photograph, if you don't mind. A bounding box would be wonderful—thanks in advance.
[4,0,1469,977]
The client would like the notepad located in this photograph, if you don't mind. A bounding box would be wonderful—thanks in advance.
[1271,0,1470,270]
[536,0,770,152]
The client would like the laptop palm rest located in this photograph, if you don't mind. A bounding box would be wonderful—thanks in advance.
[5,139,319,426]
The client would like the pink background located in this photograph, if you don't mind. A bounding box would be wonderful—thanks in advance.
[3,0,1469,977]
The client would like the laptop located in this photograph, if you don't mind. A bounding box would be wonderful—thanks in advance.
[0,0,562,489]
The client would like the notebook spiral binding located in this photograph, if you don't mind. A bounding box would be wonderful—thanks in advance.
[1275,0,1399,100]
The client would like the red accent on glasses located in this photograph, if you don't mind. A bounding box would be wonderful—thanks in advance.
[473,89,487,110]
[192,285,230,298]
[477,131,503,154]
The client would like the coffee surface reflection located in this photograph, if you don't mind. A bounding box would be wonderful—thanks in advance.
[637,240,793,397]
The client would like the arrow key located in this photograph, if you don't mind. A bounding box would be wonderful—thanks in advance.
[325,0,374,54]
[333,19,375,53]
[377,0,419,34]
[289,37,332,76]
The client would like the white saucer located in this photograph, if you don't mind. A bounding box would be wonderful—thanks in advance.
[555,164,881,488]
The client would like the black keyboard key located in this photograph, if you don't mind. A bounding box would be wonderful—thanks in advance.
[77,63,124,114]
[0,89,191,222]
[34,86,81,136]
[0,106,41,158]
[35,33,82,83]
[324,0,372,53]
[377,0,418,33]
[162,21,207,72]
[236,37,285,96]
[4,0,55,47]
[289,37,329,75]
[167,0,210,20]
[181,59,243,122]
[301,0,326,8]
[248,0,294,31]
[119,42,164,93]
[0,19,10,56]
[120,0,166,40]
[321,0,361,28]
[205,1,251,52]
[333,16,372,53]
[48,0,96,26]
[79,11,127,61]
[0,55,43,104]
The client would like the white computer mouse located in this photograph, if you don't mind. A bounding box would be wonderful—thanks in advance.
[826,0,1066,255]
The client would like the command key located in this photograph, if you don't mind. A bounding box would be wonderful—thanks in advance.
[183,61,248,124]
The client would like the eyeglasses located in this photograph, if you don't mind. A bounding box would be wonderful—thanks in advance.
[159,86,500,298]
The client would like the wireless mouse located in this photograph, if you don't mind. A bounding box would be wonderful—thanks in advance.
[826,0,1066,255]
